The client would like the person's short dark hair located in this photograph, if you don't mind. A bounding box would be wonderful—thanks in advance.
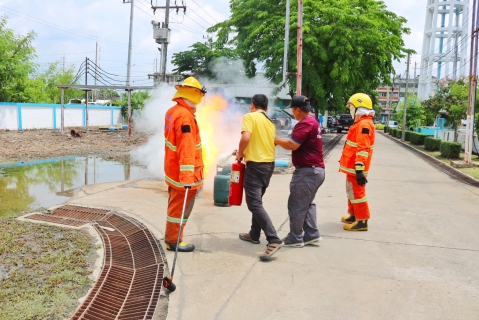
[252,94,268,110]
[291,95,311,112]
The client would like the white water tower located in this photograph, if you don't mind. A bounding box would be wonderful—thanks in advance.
[418,0,469,100]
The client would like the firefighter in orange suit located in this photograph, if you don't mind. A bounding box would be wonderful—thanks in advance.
[339,93,376,231]
[164,77,206,252]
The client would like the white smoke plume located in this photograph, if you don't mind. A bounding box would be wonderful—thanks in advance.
[130,83,175,180]
[131,57,282,194]
[131,80,244,193]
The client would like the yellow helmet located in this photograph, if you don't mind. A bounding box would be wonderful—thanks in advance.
[172,76,207,104]
[347,93,373,110]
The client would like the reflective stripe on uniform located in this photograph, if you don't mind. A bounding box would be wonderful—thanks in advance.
[357,151,369,157]
[349,196,368,204]
[346,140,357,147]
[180,165,195,172]
[165,138,177,151]
[167,215,188,224]
[165,175,204,188]
[195,143,202,150]
[340,166,369,175]
[340,166,355,174]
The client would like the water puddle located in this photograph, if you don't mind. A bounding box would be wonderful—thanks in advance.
[0,156,151,217]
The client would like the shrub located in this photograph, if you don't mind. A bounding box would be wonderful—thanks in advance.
[410,132,427,145]
[440,141,462,158]
[384,126,389,133]
[405,130,412,141]
[375,123,385,130]
[424,137,441,151]
[389,128,396,137]
[397,129,403,138]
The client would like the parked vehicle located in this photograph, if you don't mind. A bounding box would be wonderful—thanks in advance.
[388,120,399,128]
[271,107,294,130]
[335,114,354,133]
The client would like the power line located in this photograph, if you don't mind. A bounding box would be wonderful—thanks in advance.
[0,5,154,53]
[190,0,219,24]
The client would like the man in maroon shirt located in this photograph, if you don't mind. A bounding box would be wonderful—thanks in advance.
[274,95,326,247]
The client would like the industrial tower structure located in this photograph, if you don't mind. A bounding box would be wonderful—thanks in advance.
[418,0,469,100]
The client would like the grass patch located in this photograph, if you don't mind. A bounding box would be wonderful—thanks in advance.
[0,218,98,319]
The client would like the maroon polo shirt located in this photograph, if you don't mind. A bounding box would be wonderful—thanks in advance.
[291,114,325,168]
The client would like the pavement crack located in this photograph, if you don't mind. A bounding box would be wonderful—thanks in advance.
[277,216,289,232]
[213,261,257,320]
[325,235,479,252]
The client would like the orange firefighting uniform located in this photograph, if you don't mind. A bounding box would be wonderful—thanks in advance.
[164,98,204,244]
[339,115,375,220]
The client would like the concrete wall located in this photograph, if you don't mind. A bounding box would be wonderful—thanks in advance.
[439,129,479,154]
[0,103,122,130]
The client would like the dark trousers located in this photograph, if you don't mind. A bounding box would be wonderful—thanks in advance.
[244,162,281,244]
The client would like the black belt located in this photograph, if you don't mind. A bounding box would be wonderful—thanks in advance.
[295,165,315,169]
[247,161,274,164]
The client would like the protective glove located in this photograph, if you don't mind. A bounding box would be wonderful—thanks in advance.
[355,163,367,186]
[355,171,368,186]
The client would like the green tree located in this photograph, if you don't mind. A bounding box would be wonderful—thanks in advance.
[422,79,468,142]
[96,89,120,101]
[171,38,239,79]
[24,61,84,103]
[120,91,150,120]
[0,15,37,102]
[395,95,425,130]
[208,0,412,114]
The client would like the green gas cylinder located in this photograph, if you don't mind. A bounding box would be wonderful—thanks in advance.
[214,164,231,207]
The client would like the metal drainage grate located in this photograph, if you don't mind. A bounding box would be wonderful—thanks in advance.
[323,134,343,157]
[25,205,164,320]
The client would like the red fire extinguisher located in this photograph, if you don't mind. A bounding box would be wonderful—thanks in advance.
[228,161,245,206]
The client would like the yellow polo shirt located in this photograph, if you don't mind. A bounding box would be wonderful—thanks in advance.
[242,110,276,162]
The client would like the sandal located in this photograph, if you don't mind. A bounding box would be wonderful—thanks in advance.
[259,242,282,261]
[239,232,260,244]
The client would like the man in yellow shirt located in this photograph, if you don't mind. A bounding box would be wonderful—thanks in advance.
[233,94,282,261]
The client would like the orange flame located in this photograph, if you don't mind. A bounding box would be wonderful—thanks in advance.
[196,94,229,178]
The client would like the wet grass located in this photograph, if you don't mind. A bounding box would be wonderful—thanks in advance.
[0,218,98,319]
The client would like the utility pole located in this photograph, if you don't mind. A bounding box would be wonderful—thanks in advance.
[386,74,396,130]
[152,0,186,82]
[401,53,411,141]
[465,0,479,164]
[94,42,98,101]
[124,0,134,87]
[296,0,303,95]
[148,57,160,86]
[85,57,90,133]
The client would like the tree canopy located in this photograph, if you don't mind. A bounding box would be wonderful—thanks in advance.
[171,38,239,80]
[422,79,469,142]
[24,61,84,104]
[207,0,413,113]
[0,15,37,102]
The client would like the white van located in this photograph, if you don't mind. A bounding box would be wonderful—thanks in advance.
[388,120,399,128]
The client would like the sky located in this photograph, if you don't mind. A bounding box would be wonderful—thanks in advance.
[0,0,426,87]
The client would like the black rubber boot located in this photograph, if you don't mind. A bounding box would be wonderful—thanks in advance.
[165,241,195,252]
[341,214,356,224]
[343,220,368,231]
